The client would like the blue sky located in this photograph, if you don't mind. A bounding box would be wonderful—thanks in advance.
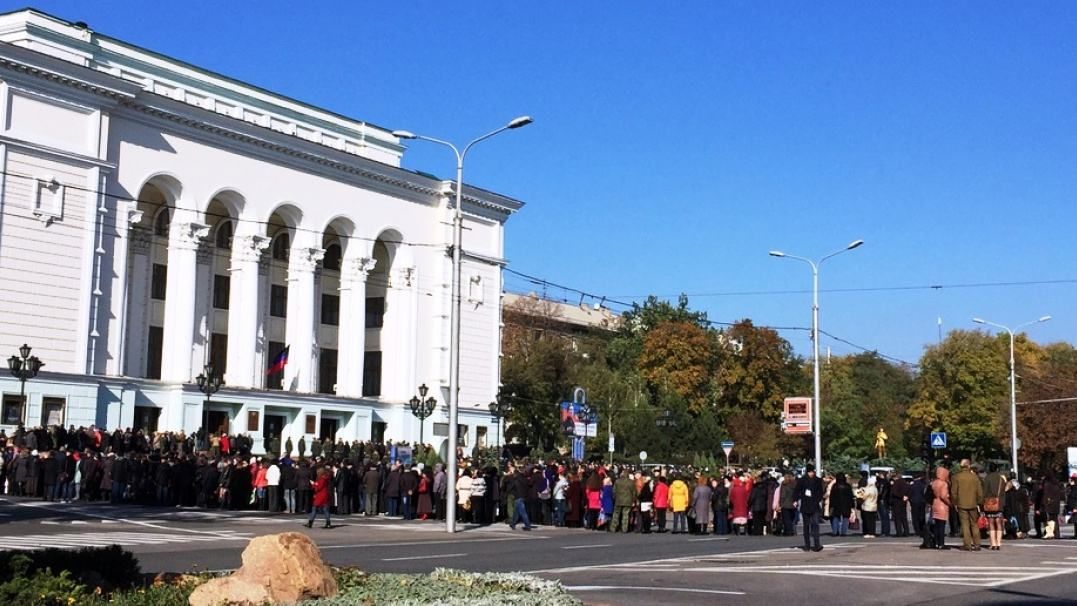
[18,1,1077,364]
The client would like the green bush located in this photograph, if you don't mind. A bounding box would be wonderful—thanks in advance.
[0,545,141,591]
[0,564,87,606]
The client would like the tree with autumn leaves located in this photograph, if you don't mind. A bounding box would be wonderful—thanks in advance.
[501,293,1076,475]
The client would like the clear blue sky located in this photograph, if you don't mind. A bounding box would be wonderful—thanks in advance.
[20,1,1077,364]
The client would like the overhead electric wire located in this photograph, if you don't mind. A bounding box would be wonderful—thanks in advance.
[0,170,447,249]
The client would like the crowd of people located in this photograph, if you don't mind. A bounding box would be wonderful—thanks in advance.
[2,424,1076,551]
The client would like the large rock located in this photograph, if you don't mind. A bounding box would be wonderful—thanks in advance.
[189,532,339,606]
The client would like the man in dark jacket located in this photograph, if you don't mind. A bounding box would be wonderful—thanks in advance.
[399,464,418,520]
[890,474,911,537]
[363,464,381,516]
[794,464,824,551]
[296,460,312,514]
[908,474,928,537]
[40,451,59,501]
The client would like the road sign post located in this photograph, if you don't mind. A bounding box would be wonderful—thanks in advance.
[721,440,735,468]
[930,432,947,450]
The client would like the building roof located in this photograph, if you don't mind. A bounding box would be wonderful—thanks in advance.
[503,292,621,332]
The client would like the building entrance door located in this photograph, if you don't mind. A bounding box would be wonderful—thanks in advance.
[264,414,287,456]
[133,406,160,433]
[319,417,339,442]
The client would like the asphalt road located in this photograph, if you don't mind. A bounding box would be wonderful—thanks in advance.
[2,496,1076,605]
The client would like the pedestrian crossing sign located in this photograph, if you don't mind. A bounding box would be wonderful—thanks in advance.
[930,432,947,449]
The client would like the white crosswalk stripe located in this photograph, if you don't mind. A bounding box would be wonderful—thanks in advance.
[0,531,251,551]
[677,564,1077,587]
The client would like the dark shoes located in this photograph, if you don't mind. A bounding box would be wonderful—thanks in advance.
[305,521,313,528]
[811,546,824,552]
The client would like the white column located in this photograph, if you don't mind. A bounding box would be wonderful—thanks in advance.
[225,234,269,387]
[284,246,324,393]
[383,266,417,400]
[123,226,150,376]
[160,221,209,383]
[336,256,376,397]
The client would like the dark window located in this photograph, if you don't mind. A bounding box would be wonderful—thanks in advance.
[318,348,338,395]
[272,233,290,261]
[2,394,25,426]
[210,332,228,375]
[266,341,285,390]
[365,296,385,329]
[270,284,288,317]
[322,243,342,272]
[151,263,167,300]
[213,274,230,309]
[154,208,170,237]
[362,351,382,397]
[321,293,340,326]
[215,221,233,249]
[146,326,164,379]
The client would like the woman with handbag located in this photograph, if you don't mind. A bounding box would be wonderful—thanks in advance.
[982,462,1007,550]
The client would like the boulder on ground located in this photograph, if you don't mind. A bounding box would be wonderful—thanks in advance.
[189,532,339,606]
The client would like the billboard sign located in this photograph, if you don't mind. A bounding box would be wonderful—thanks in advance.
[560,401,597,438]
[782,397,812,434]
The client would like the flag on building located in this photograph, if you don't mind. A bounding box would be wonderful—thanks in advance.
[267,346,289,376]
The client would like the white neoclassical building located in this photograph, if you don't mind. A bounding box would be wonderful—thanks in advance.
[0,9,521,456]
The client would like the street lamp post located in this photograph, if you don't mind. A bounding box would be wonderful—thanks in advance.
[196,363,222,450]
[972,315,1051,477]
[7,343,44,425]
[409,383,438,447]
[769,239,864,473]
[488,392,514,448]
[392,115,532,534]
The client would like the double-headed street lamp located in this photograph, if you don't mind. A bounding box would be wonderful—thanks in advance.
[197,363,223,448]
[7,344,44,425]
[489,392,514,447]
[972,315,1051,478]
[770,239,864,473]
[392,115,532,534]
[409,383,438,447]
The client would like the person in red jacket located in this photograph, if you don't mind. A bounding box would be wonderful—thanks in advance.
[306,466,332,529]
[653,476,670,533]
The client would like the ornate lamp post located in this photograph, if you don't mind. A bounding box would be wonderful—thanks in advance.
[196,363,222,447]
[409,383,437,447]
[488,392,514,447]
[7,343,43,425]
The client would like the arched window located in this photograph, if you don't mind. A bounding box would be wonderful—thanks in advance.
[322,243,342,272]
[153,207,170,237]
[215,221,233,249]
[272,233,290,261]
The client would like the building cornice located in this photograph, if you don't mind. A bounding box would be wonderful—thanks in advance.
[0,36,525,221]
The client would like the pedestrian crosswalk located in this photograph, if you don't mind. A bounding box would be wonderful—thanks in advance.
[0,530,251,551]
[683,563,1077,587]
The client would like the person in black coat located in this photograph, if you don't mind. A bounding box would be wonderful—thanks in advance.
[828,473,855,536]
[908,474,928,537]
[295,460,312,514]
[40,451,59,501]
[794,464,824,551]
[280,460,298,514]
[748,475,769,536]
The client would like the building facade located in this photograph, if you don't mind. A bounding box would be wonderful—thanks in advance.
[0,9,520,457]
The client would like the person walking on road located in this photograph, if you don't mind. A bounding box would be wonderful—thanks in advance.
[982,462,1007,550]
[950,459,983,551]
[306,465,332,529]
[795,464,824,551]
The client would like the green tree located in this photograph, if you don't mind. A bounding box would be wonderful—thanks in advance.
[906,330,1009,458]
[821,352,916,460]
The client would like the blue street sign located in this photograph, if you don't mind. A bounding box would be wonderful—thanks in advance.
[720,440,735,449]
[930,432,947,449]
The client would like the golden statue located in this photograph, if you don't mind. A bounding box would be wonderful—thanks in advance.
[874,427,888,459]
